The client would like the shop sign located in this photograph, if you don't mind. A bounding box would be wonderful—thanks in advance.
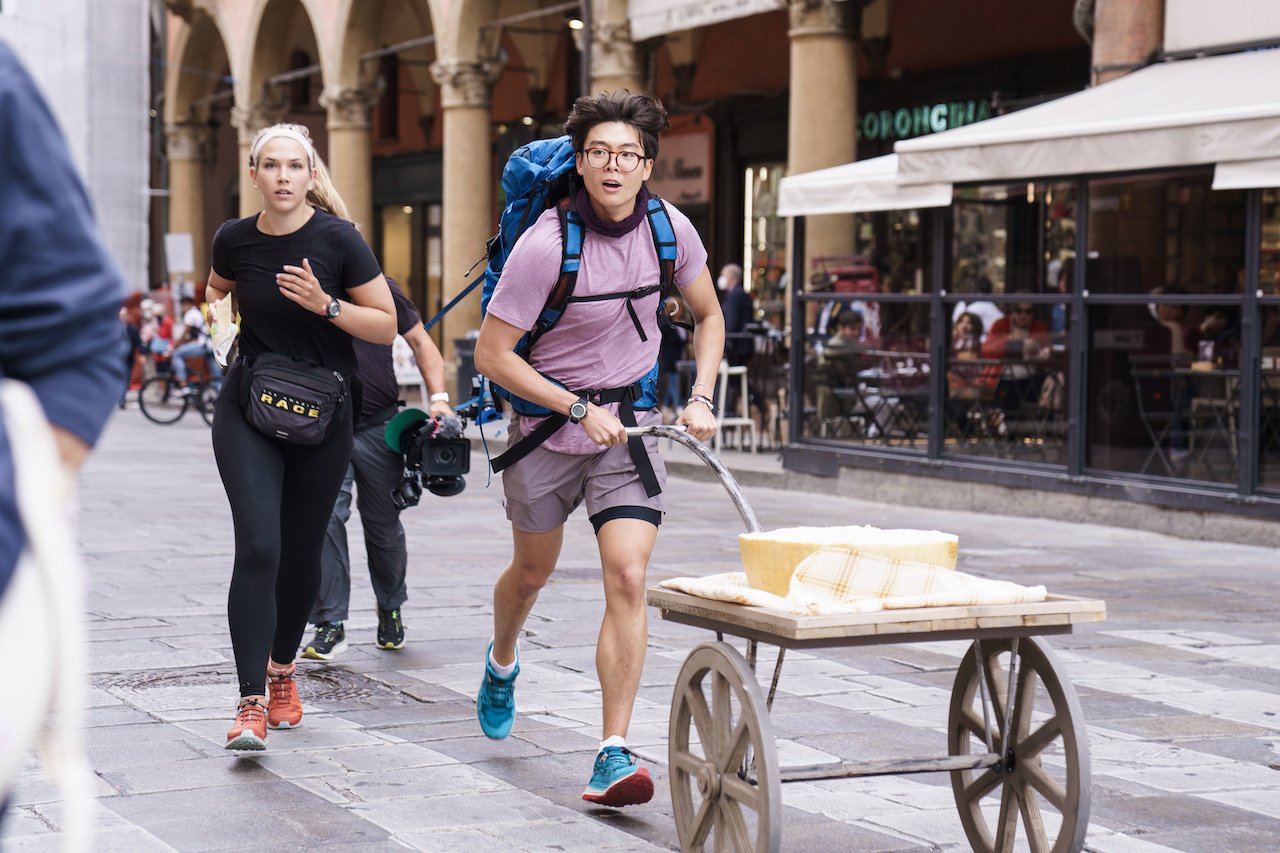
[647,131,712,205]
[859,100,993,142]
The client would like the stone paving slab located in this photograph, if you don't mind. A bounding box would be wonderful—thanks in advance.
[5,412,1280,851]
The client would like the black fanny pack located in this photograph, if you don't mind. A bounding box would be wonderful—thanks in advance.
[240,353,347,445]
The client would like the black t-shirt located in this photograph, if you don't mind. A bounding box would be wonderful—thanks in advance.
[355,278,422,421]
[210,210,382,377]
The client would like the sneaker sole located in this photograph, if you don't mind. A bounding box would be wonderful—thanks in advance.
[268,718,301,730]
[225,731,267,751]
[582,767,654,807]
[376,639,406,650]
[301,639,348,661]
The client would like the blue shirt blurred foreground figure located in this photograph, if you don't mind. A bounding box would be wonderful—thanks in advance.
[0,40,128,842]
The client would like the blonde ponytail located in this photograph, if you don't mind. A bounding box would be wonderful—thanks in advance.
[307,154,350,221]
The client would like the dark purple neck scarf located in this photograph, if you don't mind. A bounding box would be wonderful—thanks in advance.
[574,185,650,238]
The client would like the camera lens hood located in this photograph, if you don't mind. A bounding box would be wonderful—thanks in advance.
[384,407,430,452]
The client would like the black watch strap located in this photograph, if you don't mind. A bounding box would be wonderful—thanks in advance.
[568,396,588,424]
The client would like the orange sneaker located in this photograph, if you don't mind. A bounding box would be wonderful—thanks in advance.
[267,662,303,729]
[225,698,268,750]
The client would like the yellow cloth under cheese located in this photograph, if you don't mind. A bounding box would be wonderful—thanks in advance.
[659,546,1046,616]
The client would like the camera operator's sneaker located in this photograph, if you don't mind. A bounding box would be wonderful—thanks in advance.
[302,622,346,661]
[376,608,405,650]
[477,642,518,739]
[582,746,654,807]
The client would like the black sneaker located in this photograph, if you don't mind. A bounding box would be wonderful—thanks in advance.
[376,608,405,650]
[302,622,347,661]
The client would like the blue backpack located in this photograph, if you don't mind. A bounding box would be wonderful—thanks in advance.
[430,135,683,490]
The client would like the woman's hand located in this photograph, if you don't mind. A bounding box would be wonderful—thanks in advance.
[277,258,330,315]
[677,397,718,442]
[427,400,454,419]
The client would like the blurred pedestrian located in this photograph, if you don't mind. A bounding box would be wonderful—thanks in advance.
[0,40,128,843]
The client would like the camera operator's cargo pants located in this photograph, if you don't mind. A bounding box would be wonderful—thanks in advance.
[312,408,408,624]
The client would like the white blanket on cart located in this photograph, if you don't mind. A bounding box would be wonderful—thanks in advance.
[659,545,1046,615]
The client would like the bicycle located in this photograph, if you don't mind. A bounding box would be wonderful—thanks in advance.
[138,370,219,426]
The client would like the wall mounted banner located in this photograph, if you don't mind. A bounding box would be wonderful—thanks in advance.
[628,0,785,41]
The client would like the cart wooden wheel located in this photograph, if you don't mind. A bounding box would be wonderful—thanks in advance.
[669,641,782,853]
[948,637,1091,853]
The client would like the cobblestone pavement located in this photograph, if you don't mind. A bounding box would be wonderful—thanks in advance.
[3,408,1280,852]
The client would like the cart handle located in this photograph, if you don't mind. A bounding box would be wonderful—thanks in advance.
[623,424,762,534]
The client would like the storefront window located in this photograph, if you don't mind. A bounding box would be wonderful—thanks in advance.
[744,164,787,295]
[1258,189,1280,492]
[848,209,934,294]
[945,302,1069,466]
[801,301,930,449]
[951,182,1076,297]
[1086,302,1241,485]
[1087,172,1245,294]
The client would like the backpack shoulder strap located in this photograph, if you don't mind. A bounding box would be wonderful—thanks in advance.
[523,197,582,354]
[645,195,678,290]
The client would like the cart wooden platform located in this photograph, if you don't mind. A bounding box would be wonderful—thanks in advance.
[632,425,1107,853]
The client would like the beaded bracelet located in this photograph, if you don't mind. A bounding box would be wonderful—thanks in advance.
[686,393,716,414]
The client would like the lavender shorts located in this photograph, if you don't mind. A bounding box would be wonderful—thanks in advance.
[500,409,666,533]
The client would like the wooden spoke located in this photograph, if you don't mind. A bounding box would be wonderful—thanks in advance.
[1018,715,1063,763]
[691,795,715,848]
[948,638,1092,853]
[1018,780,1051,853]
[963,767,1002,803]
[673,749,705,777]
[1021,760,1068,812]
[994,781,1018,852]
[722,773,765,810]
[720,718,752,775]
[711,671,732,758]
[721,798,755,853]
[684,684,715,756]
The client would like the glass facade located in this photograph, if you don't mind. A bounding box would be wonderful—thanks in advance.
[789,168,1280,513]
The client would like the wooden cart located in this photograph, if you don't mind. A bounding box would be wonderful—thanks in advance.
[633,425,1106,853]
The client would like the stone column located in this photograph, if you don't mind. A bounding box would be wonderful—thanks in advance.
[319,82,384,234]
[230,97,288,219]
[165,122,212,279]
[788,0,857,284]
[1092,0,1164,85]
[590,20,642,94]
[429,58,502,363]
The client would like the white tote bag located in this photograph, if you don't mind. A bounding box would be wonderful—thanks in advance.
[0,380,90,851]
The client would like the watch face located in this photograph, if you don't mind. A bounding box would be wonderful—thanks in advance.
[326,298,340,318]
[570,401,587,421]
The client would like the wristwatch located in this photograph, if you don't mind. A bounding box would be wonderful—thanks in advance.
[324,297,341,320]
[568,396,589,424]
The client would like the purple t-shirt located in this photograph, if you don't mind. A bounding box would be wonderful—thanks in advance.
[486,199,707,454]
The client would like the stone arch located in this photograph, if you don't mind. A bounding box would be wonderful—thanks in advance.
[164,8,237,283]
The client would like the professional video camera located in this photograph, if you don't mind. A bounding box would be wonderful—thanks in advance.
[384,409,471,509]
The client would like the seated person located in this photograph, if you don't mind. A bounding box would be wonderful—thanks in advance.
[1186,307,1241,369]
[982,301,1050,416]
[948,311,993,398]
[824,310,866,356]
[171,295,223,391]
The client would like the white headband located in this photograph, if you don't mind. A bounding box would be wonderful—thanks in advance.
[251,128,315,166]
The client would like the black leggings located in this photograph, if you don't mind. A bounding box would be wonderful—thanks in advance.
[212,363,353,697]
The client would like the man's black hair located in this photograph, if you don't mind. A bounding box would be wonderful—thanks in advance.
[564,90,670,160]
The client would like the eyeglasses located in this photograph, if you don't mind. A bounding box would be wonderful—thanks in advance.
[583,147,646,173]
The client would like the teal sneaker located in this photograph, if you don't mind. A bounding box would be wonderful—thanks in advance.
[581,745,654,807]
[477,642,518,739]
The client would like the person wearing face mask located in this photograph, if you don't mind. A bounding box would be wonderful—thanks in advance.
[719,263,754,367]
[205,122,396,751]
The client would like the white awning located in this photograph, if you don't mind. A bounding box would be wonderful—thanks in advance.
[776,154,953,217]
[895,49,1280,187]
[628,0,785,42]
[1213,158,1280,190]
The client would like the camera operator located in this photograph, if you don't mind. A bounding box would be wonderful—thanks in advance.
[303,278,451,660]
